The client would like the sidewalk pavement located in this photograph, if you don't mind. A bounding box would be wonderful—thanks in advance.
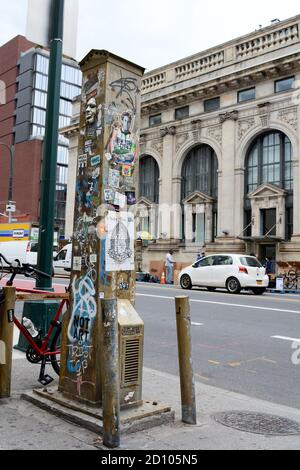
[1,367,300,450]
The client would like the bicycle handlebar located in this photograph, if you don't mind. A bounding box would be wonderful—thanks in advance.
[0,253,52,283]
[22,263,52,279]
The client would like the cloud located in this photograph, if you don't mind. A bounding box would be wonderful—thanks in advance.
[0,0,299,71]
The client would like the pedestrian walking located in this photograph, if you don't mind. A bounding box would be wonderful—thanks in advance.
[264,257,272,275]
[165,249,175,284]
[196,251,205,262]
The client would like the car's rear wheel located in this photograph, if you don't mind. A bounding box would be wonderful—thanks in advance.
[252,288,266,295]
[180,274,192,290]
[207,287,216,292]
[226,277,241,294]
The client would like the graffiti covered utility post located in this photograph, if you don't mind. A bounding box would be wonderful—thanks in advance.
[59,50,145,406]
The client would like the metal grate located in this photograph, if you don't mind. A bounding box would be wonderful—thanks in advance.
[212,411,300,436]
[124,338,140,385]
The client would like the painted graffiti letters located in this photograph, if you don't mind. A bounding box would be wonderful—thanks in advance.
[67,273,97,377]
[109,74,139,112]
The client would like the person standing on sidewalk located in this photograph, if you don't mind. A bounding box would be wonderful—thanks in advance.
[165,249,175,284]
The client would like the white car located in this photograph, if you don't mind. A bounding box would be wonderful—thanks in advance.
[179,254,269,295]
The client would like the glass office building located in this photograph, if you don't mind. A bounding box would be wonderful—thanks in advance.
[15,48,82,234]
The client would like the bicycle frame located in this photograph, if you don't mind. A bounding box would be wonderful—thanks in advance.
[13,287,68,358]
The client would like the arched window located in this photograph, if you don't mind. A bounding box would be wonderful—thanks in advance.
[181,145,218,200]
[244,131,293,241]
[139,156,159,203]
[246,131,293,193]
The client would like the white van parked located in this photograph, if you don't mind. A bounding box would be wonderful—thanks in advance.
[53,243,72,276]
[0,240,38,266]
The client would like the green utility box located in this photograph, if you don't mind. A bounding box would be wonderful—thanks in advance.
[14,301,60,352]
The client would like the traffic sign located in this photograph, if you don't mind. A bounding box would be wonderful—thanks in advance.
[26,0,79,58]
[6,204,15,213]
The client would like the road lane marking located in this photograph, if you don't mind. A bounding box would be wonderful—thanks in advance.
[228,362,241,368]
[136,283,300,302]
[194,373,210,382]
[271,336,300,343]
[137,293,300,315]
[191,322,203,326]
[208,360,220,365]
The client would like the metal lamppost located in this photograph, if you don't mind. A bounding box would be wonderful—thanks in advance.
[0,142,14,223]
[36,0,65,290]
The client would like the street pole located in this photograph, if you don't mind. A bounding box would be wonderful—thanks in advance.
[0,142,14,223]
[0,287,16,398]
[36,0,64,290]
[102,299,120,448]
[175,296,197,425]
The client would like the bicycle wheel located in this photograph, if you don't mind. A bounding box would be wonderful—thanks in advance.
[50,327,61,376]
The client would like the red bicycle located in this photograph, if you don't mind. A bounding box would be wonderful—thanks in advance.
[0,253,69,386]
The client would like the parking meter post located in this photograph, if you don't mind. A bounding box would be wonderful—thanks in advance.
[175,296,197,425]
[102,299,120,448]
[0,287,16,398]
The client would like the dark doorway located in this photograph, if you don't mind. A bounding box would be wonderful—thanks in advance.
[260,244,276,273]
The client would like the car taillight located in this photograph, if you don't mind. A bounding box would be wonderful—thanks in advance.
[239,266,248,274]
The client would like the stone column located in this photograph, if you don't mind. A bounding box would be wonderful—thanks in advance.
[204,203,213,243]
[292,153,300,237]
[234,168,245,237]
[159,127,176,239]
[184,203,193,242]
[172,176,182,240]
[59,50,144,405]
[217,111,238,238]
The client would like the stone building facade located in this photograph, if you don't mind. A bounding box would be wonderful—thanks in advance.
[138,15,300,275]
[63,15,300,276]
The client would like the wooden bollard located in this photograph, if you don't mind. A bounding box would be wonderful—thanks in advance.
[101,299,120,448]
[175,296,197,424]
[0,287,16,398]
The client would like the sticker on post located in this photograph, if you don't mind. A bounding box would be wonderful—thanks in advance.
[105,211,135,272]
[89,254,97,264]
[73,256,82,271]
[108,169,120,189]
[90,154,100,166]
[114,192,126,208]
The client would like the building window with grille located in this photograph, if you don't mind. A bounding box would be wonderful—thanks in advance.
[139,156,159,203]
[246,131,293,193]
[181,145,218,200]
[245,131,294,242]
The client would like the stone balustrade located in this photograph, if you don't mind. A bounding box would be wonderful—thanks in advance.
[174,51,224,80]
[236,24,299,59]
[141,17,300,95]
[142,72,166,92]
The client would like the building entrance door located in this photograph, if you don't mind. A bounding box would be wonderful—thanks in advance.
[260,244,276,274]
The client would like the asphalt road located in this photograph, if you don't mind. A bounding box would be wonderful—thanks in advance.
[10,277,300,409]
[135,283,300,409]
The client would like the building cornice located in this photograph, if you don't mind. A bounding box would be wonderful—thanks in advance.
[141,55,300,115]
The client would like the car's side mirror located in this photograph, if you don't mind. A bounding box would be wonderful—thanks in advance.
[192,264,198,268]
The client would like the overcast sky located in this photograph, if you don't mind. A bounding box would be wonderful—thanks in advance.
[0,0,299,72]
